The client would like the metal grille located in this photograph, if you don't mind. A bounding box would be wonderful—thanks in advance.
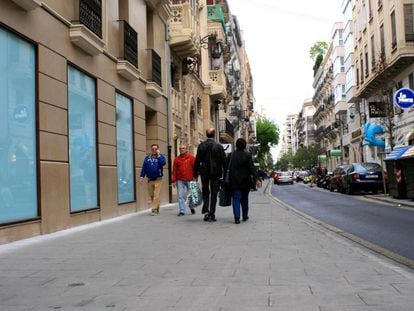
[123,21,138,67]
[79,0,102,38]
[152,50,162,87]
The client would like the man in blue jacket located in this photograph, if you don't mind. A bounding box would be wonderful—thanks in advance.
[139,144,166,216]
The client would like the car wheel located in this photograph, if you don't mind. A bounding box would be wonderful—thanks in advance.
[329,184,334,192]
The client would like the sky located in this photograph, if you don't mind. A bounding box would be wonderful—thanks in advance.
[226,0,344,159]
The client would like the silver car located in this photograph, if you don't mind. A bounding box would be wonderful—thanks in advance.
[274,171,294,185]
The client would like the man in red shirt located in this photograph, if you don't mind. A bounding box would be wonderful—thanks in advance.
[172,144,196,216]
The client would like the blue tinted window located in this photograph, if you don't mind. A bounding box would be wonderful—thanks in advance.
[116,93,135,203]
[0,28,37,223]
[68,66,98,212]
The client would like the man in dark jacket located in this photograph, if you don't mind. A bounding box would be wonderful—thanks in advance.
[139,144,166,216]
[194,128,226,222]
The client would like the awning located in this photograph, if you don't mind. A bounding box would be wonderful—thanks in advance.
[318,155,327,161]
[384,145,414,160]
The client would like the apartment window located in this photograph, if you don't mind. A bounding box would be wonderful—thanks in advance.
[68,66,98,212]
[368,0,373,19]
[391,11,397,49]
[116,93,135,204]
[371,35,376,67]
[364,45,369,76]
[0,27,37,224]
[356,62,360,86]
[360,55,364,83]
[380,24,385,58]
[340,56,345,72]
[404,4,414,42]
[409,73,414,90]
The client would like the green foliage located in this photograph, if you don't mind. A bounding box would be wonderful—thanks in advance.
[309,41,328,61]
[255,118,279,170]
[292,146,318,170]
[313,54,323,76]
[310,41,328,76]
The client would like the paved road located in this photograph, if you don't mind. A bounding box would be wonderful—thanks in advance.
[271,182,414,262]
[0,184,414,310]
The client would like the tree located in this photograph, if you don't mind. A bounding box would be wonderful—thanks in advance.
[276,152,293,171]
[292,146,318,170]
[309,41,328,76]
[256,118,279,167]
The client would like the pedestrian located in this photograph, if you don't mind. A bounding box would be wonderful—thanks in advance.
[194,128,226,222]
[138,144,166,216]
[226,138,261,224]
[172,144,196,216]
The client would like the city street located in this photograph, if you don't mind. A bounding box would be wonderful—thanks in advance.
[1,181,414,310]
[271,181,414,265]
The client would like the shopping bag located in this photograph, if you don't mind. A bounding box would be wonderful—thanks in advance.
[219,186,231,207]
[188,181,202,208]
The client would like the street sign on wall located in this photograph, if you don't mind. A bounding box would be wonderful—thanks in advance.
[394,88,414,109]
[368,102,386,118]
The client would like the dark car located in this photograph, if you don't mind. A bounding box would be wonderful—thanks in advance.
[295,170,309,182]
[329,165,349,193]
[342,162,385,194]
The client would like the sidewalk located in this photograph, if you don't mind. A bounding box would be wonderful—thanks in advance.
[0,183,413,310]
[363,193,414,208]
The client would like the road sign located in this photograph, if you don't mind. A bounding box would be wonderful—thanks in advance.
[394,88,414,109]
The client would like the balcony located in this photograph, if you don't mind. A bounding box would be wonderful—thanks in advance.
[146,50,163,98]
[69,0,104,56]
[207,4,226,37]
[209,69,227,100]
[116,21,140,81]
[356,49,414,98]
[169,3,199,57]
[219,118,234,142]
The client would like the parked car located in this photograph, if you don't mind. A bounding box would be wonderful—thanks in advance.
[329,165,349,193]
[274,171,294,185]
[342,162,385,194]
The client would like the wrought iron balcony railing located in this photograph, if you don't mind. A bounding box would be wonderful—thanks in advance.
[219,118,235,140]
[79,0,102,38]
[120,20,138,68]
[151,50,162,87]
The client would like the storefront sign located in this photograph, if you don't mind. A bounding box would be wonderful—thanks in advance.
[329,149,342,157]
[351,128,362,140]
[394,88,414,109]
[368,102,386,118]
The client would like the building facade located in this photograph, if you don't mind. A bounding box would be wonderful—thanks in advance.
[0,0,255,243]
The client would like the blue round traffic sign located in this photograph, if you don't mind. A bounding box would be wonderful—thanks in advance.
[394,88,414,109]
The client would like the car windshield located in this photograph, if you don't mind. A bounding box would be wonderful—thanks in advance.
[354,163,381,173]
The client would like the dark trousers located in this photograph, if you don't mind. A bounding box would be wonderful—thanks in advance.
[200,175,221,217]
[232,189,250,220]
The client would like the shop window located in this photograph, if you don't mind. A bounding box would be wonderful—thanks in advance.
[116,93,135,204]
[0,27,37,224]
[68,66,98,212]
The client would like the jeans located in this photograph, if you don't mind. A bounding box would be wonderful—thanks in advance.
[176,180,190,214]
[200,175,221,217]
[232,189,250,220]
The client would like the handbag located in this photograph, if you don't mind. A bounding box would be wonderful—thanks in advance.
[187,181,202,208]
[223,153,233,185]
[219,186,232,207]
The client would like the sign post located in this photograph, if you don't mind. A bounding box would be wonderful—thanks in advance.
[394,88,414,110]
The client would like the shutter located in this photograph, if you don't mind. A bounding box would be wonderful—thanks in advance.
[404,4,414,42]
